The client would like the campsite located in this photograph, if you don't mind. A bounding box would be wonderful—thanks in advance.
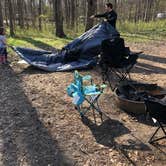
[0,0,166,166]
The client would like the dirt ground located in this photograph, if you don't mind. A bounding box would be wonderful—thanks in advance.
[0,41,166,166]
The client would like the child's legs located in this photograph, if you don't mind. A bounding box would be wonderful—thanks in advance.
[0,48,7,63]
[4,48,7,61]
[0,56,2,64]
[2,55,6,63]
[0,48,3,64]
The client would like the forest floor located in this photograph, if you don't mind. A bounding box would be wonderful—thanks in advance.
[0,40,166,166]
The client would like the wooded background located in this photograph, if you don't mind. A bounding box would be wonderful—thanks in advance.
[0,0,165,37]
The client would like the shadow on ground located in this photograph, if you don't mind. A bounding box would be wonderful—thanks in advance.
[14,36,59,52]
[131,53,166,74]
[81,116,151,165]
[133,62,166,74]
[0,65,74,166]
[139,54,166,64]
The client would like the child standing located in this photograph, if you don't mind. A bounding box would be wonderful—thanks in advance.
[0,27,7,64]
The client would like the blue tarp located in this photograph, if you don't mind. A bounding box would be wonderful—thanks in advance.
[12,22,119,71]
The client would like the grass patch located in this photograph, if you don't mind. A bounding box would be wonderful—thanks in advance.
[117,20,166,42]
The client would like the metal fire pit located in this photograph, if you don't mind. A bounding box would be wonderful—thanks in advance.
[115,83,166,114]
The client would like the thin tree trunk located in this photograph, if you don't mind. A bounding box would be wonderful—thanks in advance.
[75,0,79,32]
[30,0,37,28]
[53,0,66,38]
[114,0,117,11]
[85,0,97,31]
[7,0,15,36]
[4,1,9,26]
[17,0,24,28]
[39,0,42,31]
[70,0,75,28]
[134,3,138,23]
[144,0,149,21]
[0,1,4,27]
[24,0,29,29]
[64,0,70,28]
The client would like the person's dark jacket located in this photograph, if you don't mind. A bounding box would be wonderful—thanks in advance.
[95,10,117,28]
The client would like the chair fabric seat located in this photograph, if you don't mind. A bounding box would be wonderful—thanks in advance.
[82,75,92,81]
[145,99,166,144]
[83,85,101,95]
[146,100,166,124]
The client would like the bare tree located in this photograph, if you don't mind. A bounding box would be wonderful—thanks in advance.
[70,0,76,27]
[114,0,117,11]
[53,0,66,37]
[30,0,37,28]
[85,0,97,31]
[7,0,15,36]
[17,0,24,28]
[38,0,42,30]
[64,0,70,28]
[0,1,3,27]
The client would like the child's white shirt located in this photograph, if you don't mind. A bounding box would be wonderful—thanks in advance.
[0,35,6,48]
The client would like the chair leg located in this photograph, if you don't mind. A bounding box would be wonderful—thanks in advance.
[102,71,107,84]
[96,100,103,122]
[160,122,166,136]
[92,108,96,124]
[85,96,103,122]
[101,68,116,91]
[128,73,131,80]
[75,105,83,117]
[99,112,103,122]
[111,69,128,89]
[149,123,166,144]
[76,105,87,118]
[149,126,160,144]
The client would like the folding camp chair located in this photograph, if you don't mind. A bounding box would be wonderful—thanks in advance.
[100,59,137,91]
[99,38,141,91]
[67,71,106,122]
[145,99,166,144]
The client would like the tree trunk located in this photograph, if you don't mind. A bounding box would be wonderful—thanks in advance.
[134,3,138,23]
[144,0,149,22]
[75,0,79,32]
[30,0,37,28]
[85,0,97,31]
[114,0,117,11]
[4,0,9,26]
[53,0,66,38]
[39,0,42,31]
[17,0,24,28]
[147,0,154,21]
[7,0,15,36]
[24,0,30,29]
[70,0,75,27]
[0,1,4,27]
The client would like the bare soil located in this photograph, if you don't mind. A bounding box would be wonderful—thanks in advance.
[0,41,166,166]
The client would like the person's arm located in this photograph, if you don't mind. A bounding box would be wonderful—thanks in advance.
[90,12,107,19]
[94,12,107,18]
[3,37,6,45]
[0,36,6,46]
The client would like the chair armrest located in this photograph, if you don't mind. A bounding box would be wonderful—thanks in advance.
[100,84,107,89]
[95,84,107,92]
[83,75,94,85]
[100,84,107,92]
[82,75,92,81]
